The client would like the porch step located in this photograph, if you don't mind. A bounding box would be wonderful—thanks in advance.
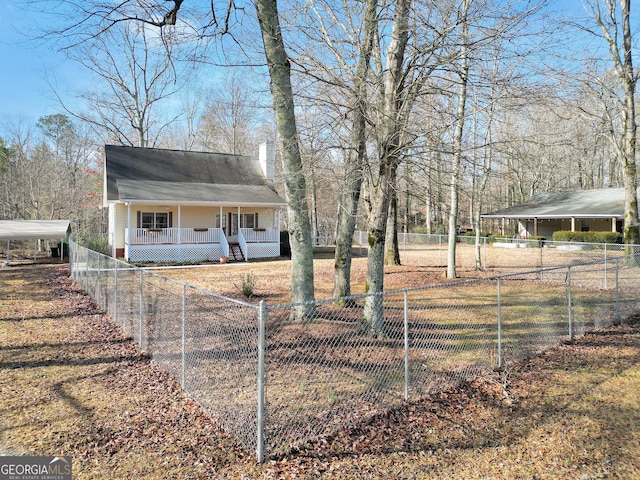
[229,243,245,262]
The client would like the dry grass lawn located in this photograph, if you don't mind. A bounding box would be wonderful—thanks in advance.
[1,251,639,479]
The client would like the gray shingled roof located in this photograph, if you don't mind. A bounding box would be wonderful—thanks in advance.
[116,180,286,205]
[482,188,626,219]
[105,145,285,206]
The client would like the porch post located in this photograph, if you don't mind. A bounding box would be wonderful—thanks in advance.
[127,203,132,259]
[612,217,617,233]
[178,205,182,244]
[237,206,241,233]
[177,205,182,262]
[571,217,576,232]
[534,217,538,237]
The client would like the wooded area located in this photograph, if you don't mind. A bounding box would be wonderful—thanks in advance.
[0,0,637,323]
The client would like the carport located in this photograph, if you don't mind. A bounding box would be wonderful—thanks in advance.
[0,220,71,265]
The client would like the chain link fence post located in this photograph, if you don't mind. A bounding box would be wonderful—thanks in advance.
[567,266,573,341]
[615,257,620,324]
[139,270,144,349]
[257,300,266,464]
[181,284,187,389]
[483,237,487,270]
[114,259,118,324]
[404,291,409,402]
[604,243,608,290]
[539,240,543,276]
[97,254,102,306]
[497,277,502,368]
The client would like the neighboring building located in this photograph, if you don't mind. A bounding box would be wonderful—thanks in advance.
[481,188,626,239]
[0,220,71,264]
[104,142,286,262]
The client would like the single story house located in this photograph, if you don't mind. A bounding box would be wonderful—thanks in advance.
[104,142,286,263]
[481,187,627,239]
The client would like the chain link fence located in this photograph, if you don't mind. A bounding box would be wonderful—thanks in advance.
[356,231,640,271]
[69,238,640,462]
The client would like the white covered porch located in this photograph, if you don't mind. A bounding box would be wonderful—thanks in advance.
[121,204,282,263]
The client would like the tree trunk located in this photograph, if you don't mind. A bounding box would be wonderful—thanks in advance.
[446,0,470,279]
[362,0,411,336]
[620,0,640,249]
[255,0,315,318]
[333,158,363,303]
[333,0,378,300]
[385,174,401,265]
[363,172,394,335]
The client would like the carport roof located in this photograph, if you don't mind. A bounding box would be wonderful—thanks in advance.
[481,188,626,219]
[0,220,71,241]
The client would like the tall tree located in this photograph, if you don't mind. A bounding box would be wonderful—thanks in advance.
[361,0,413,335]
[57,22,187,147]
[0,116,100,236]
[583,0,638,246]
[255,0,316,317]
[197,73,268,155]
[333,0,378,300]
[446,0,471,279]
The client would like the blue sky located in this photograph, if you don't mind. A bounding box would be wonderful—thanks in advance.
[0,1,87,124]
[0,0,629,131]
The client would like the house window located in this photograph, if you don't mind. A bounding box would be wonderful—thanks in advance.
[581,220,590,232]
[215,214,226,229]
[229,213,258,235]
[242,213,257,229]
[139,211,171,229]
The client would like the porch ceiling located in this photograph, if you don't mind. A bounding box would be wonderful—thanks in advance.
[116,180,286,206]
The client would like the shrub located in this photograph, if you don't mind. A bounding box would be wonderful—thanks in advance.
[552,231,621,244]
[86,236,111,255]
[527,236,546,248]
[236,271,257,299]
[411,226,430,235]
[463,231,476,244]
[488,234,511,244]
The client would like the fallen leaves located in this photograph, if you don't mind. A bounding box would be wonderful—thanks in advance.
[2,264,640,479]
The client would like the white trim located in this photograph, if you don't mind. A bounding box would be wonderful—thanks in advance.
[110,199,286,208]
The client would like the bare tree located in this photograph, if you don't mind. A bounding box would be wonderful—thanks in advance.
[0,116,100,236]
[197,73,268,155]
[360,0,414,335]
[567,0,638,246]
[61,23,187,147]
[445,0,471,279]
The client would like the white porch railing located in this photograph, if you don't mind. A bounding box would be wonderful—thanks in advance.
[240,228,279,243]
[127,228,222,245]
[124,227,279,262]
[238,229,248,260]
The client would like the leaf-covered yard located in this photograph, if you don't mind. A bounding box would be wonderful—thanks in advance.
[1,262,640,479]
